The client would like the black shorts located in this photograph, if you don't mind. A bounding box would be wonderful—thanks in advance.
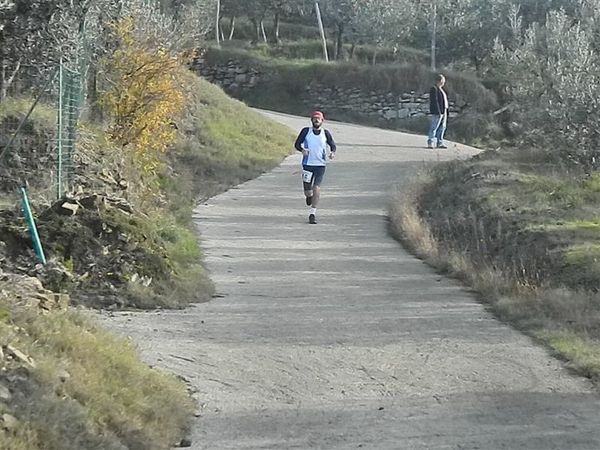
[302,165,326,190]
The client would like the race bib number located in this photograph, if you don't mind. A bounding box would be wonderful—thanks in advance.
[302,170,313,183]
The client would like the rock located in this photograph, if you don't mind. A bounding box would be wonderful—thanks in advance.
[1,414,18,431]
[57,369,71,383]
[6,345,36,368]
[383,110,398,120]
[59,201,80,216]
[177,438,192,447]
[0,383,11,402]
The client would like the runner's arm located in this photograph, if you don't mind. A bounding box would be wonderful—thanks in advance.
[294,128,310,152]
[325,130,337,153]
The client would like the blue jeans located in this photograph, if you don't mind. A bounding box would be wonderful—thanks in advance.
[427,113,447,146]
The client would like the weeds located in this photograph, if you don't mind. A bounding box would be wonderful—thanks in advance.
[390,155,600,383]
[0,288,193,449]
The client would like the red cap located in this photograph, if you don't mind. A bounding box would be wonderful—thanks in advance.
[311,111,324,120]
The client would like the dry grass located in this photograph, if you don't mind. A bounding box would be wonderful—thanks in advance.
[0,288,193,450]
[390,163,600,383]
[388,181,439,261]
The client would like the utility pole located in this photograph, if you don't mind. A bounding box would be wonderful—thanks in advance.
[315,1,329,62]
[216,0,221,47]
[430,1,437,71]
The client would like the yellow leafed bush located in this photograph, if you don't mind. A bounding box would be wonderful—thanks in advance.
[101,18,188,173]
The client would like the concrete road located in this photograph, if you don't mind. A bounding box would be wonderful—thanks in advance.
[102,111,600,450]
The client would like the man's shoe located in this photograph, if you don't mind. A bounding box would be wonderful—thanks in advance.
[308,214,317,224]
[437,144,448,149]
[427,142,434,149]
[306,196,313,206]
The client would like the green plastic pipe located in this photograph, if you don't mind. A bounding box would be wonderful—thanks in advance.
[18,187,47,265]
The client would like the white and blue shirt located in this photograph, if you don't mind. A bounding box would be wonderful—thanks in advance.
[294,127,336,167]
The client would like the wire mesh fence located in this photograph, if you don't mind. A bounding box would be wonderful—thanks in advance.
[0,61,82,205]
[57,64,82,199]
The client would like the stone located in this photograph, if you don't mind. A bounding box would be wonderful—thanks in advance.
[0,383,11,402]
[178,438,193,447]
[57,369,71,383]
[235,74,247,83]
[6,345,36,368]
[398,109,410,119]
[383,110,398,120]
[1,414,18,431]
[60,201,79,216]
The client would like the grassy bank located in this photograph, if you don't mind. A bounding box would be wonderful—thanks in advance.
[0,73,293,310]
[173,71,294,202]
[389,148,600,382]
[219,38,430,66]
[0,276,193,449]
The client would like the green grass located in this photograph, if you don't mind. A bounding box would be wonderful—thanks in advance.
[239,39,429,65]
[0,97,56,128]
[174,71,294,200]
[0,288,192,449]
[543,331,600,379]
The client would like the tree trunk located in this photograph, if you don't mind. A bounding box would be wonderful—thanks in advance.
[260,20,268,42]
[0,56,6,101]
[86,63,101,122]
[336,23,344,60]
[315,1,329,62]
[228,16,236,40]
[274,11,281,44]
[431,2,437,71]
[251,18,260,43]
[215,0,221,46]
[1,59,21,99]
[349,43,356,60]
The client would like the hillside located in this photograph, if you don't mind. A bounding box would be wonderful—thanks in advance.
[0,73,294,448]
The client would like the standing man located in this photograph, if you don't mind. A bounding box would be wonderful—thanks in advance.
[294,111,336,225]
[427,74,449,149]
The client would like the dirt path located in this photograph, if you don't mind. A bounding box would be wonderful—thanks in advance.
[100,112,600,449]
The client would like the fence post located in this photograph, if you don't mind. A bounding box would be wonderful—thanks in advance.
[57,62,64,199]
[18,187,47,265]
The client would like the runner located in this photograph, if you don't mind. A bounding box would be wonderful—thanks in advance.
[294,111,336,224]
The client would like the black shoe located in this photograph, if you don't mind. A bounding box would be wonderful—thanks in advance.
[306,196,312,206]
[308,214,317,224]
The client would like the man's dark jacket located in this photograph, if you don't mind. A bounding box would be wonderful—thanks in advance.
[429,86,447,115]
